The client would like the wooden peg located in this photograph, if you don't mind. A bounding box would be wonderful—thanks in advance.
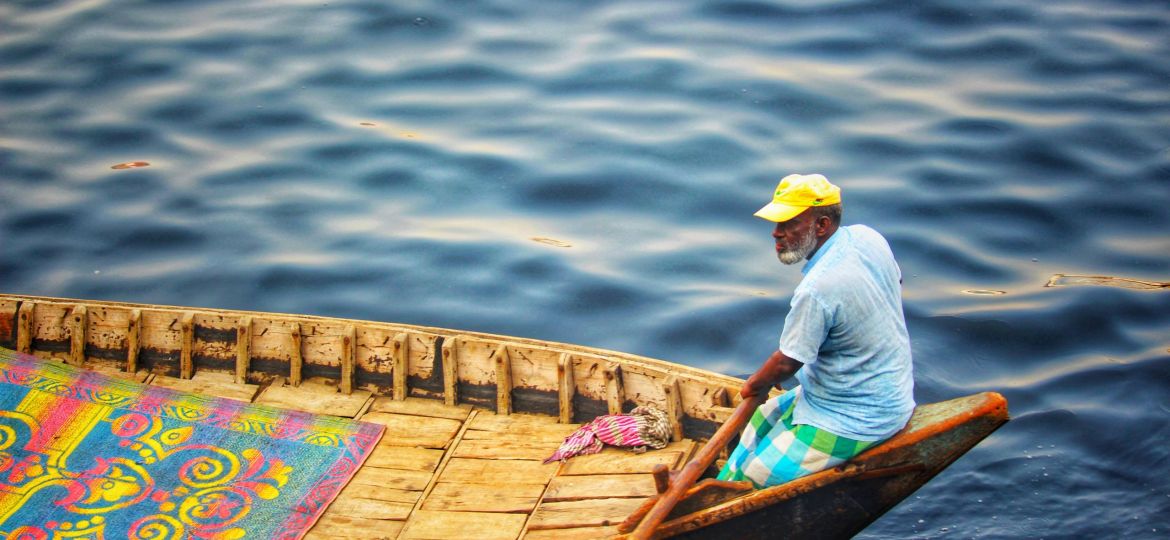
[495,345,512,414]
[69,304,87,367]
[290,322,303,387]
[392,333,409,400]
[664,376,684,442]
[557,353,576,424]
[179,312,194,379]
[341,324,356,395]
[442,337,459,406]
[126,309,141,373]
[605,363,625,415]
[235,316,251,384]
[16,301,34,354]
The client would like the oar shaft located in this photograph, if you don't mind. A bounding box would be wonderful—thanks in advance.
[628,392,767,540]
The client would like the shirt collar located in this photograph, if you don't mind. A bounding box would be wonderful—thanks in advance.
[802,226,844,274]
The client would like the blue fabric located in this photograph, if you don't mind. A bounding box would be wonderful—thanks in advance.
[778,225,915,440]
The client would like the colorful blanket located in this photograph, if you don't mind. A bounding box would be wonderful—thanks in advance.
[0,347,383,540]
[544,406,671,463]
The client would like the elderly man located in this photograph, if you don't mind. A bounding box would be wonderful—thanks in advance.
[717,173,915,488]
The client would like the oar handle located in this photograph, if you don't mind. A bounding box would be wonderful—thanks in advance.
[627,391,767,540]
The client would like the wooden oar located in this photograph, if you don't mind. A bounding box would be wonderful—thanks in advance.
[624,391,768,540]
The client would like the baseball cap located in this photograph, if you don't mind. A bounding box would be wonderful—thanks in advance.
[753,173,842,222]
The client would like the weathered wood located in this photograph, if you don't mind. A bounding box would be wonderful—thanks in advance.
[306,514,404,540]
[255,381,371,418]
[605,363,625,415]
[495,345,512,415]
[528,497,648,530]
[558,442,694,476]
[126,308,141,373]
[179,312,194,379]
[544,474,658,502]
[362,446,445,473]
[558,353,576,423]
[235,316,251,384]
[393,332,409,400]
[364,412,463,449]
[442,337,458,406]
[523,526,621,540]
[349,466,433,492]
[340,324,356,394]
[68,304,87,366]
[367,396,471,422]
[663,377,684,443]
[399,510,527,540]
[289,321,303,386]
[151,371,259,403]
[16,301,33,354]
[466,413,579,439]
[324,495,415,521]
[438,458,557,486]
[422,481,545,513]
[452,438,562,461]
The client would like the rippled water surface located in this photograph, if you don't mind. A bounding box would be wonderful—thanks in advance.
[2,0,1169,537]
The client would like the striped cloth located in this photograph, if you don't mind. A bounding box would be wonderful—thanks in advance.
[544,406,672,464]
[717,388,877,488]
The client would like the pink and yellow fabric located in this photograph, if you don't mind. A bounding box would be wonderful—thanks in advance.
[0,347,383,540]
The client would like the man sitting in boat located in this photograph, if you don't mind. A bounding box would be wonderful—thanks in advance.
[717,173,915,488]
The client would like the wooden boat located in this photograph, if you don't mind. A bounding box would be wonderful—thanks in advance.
[0,294,1008,539]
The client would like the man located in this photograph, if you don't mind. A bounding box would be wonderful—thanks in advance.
[717,173,915,488]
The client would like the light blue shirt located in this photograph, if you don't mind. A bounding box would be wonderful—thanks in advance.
[778,225,915,441]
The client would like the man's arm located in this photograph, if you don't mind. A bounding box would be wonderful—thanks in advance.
[741,349,804,398]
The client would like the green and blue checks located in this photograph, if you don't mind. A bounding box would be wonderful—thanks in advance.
[717,388,877,488]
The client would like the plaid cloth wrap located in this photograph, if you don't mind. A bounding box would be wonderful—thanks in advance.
[717,388,878,488]
[544,406,672,463]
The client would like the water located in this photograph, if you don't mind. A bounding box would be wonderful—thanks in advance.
[2,0,1169,537]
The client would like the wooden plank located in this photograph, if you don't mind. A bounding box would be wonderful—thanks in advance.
[495,345,512,415]
[439,458,558,486]
[363,412,463,449]
[16,301,33,353]
[558,353,575,423]
[254,382,371,417]
[290,321,303,386]
[663,376,684,442]
[605,363,624,415]
[466,413,580,438]
[543,474,657,502]
[451,438,561,461]
[349,466,433,491]
[366,396,471,422]
[151,372,260,403]
[393,332,408,400]
[179,312,194,379]
[527,497,648,530]
[235,316,251,384]
[363,446,445,473]
[523,525,620,540]
[335,484,421,505]
[442,337,458,406]
[422,481,545,513]
[305,514,404,539]
[126,308,141,373]
[557,442,692,476]
[323,494,414,521]
[68,304,87,366]
[341,324,355,395]
[399,510,526,540]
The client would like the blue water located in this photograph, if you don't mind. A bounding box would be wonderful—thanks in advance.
[2,0,1169,537]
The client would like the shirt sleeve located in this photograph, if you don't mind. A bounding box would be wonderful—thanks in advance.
[778,288,831,365]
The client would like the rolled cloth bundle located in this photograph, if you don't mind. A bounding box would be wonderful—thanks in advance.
[544,406,672,463]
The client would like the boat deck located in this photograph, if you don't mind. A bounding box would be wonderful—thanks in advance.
[94,365,698,540]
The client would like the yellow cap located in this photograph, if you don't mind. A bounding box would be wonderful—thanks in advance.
[753,173,842,222]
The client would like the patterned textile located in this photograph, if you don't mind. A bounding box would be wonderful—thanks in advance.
[717,389,877,488]
[544,406,671,464]
[0,347,384,540]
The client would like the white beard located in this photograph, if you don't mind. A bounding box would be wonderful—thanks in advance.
[777,225,816,265]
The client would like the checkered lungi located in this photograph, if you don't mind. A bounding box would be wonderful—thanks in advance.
[717,388,877,488]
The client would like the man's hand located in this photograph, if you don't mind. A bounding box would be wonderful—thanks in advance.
[740,349,803,399]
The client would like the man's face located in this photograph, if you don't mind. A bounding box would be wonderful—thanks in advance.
[772,211,817,265]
